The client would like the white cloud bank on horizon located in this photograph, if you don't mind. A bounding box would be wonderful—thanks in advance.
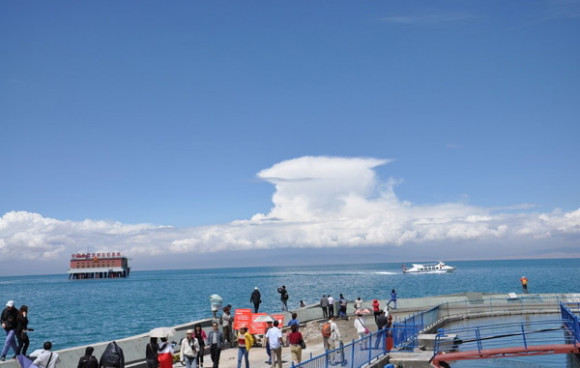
[1,156,580,263]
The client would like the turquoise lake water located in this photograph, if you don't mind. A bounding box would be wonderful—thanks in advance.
[0,258,578,365]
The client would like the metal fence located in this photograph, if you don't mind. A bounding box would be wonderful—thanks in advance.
[292,326,417,368]
[294,297,579,368]
[433,318,571,356]
[394,305,440,332]
[560,302,580,343]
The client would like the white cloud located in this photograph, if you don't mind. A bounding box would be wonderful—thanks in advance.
[1,156,580,267]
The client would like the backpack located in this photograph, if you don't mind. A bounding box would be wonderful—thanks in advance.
[100,341,124,368]
[321,322,332,338]
[79,356,98,368]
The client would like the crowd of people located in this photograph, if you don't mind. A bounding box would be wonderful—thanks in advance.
[0,286,399,368]
[0,297,124,368]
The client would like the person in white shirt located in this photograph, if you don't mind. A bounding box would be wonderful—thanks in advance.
[327,295,335,317]
[33,342,61,368]
[354,314,369,349]
[180,329,200,368]
[322,316,342,351]
[264,320,283,368]
[323,316,342,364]
[354,297,363,311]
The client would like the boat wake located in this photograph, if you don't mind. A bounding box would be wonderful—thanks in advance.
[374,271,398,275]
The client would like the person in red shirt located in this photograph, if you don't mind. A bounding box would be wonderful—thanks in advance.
[286,324,304,365]
[372,299,381,325]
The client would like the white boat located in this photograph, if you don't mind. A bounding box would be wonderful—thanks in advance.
[402,262,456,274]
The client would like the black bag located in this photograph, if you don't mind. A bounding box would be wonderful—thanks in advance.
[100,341,125,368]
[299,338,306,349]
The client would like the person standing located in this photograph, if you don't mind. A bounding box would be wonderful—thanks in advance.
[277,286,289,312]
[77,346,99,368]
[287,313,300,329]
[193,324,206,368]
[286,324,304,365]
[33,342,60,368]
[374,310,388,350]
[236,327,253,368]
[157,338,173,368]
[220,307,234,347]
[354,313,369,349]
[264,320,283,368]
[520,276,529,294]
[263,321,273,365]
[145,338,159,368]
[327,295,335,317]
[206,322,224,368]
[372,299,381,324]
[354,297,363,312]
[1,300,18,361]
[321,316,341,351]
[320,295,328,318]
[180,329,200,368]
[338,294,348,320]
[386,290,397,310]
[250,288,261,313]
[16,305,32,357]
[322,316,341,364]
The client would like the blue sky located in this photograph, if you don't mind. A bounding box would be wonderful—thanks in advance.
[1,1,579,275]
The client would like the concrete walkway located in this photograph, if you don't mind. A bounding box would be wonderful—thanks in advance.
[2,293,578,368]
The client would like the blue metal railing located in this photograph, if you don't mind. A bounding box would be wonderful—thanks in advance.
[433,319,570,356]
[293,306,439,368]
[292,326,417,368]
[295,298,575,368]
[560,302,580,343]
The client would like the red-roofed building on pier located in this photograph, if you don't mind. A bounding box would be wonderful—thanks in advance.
[68,252,131,279]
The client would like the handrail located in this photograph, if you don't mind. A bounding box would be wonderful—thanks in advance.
[560,302,580,342]
[295,299,580,368]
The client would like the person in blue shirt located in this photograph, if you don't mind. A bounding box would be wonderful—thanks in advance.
[386,289,397,310]
[287,313,300,329]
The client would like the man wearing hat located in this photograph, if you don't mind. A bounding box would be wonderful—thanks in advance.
[1,300,18,361]
[180,329,199,368]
